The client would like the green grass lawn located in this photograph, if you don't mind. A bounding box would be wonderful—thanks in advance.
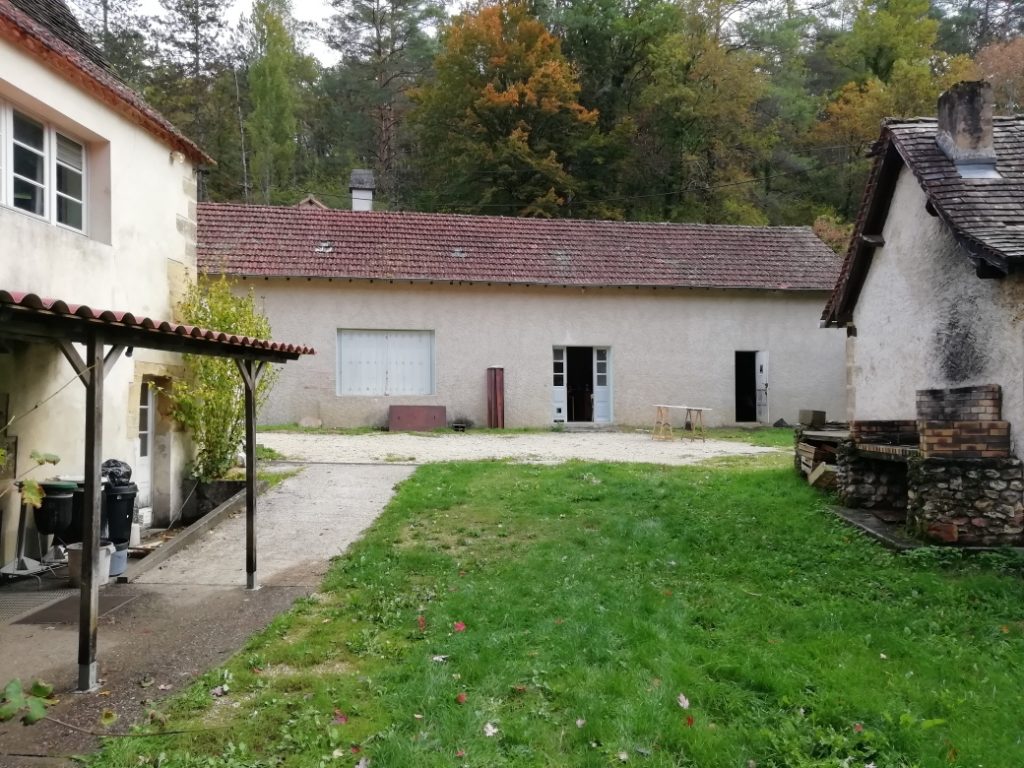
[704,426,795,448]
[90,460,1024,768]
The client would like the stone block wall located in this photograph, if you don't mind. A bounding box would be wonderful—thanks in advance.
[837,440,909,510]
[908,458,1024,545]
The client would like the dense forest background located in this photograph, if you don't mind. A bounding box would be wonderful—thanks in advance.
[72,0,1023,240]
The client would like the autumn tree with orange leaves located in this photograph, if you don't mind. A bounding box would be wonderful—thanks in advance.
[410,0,604,217]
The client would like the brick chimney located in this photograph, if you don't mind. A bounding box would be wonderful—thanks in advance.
[936,81,997,177]
[349,169,375,212]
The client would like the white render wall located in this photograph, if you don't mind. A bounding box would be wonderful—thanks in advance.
[0,38,197,559]
[850,167,1024,452]
[242,279,847,429]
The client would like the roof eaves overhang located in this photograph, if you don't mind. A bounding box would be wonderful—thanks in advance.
[209,271,836,293]
[0,6,213,166]
[821,136,904,328]
[0,291,314,363]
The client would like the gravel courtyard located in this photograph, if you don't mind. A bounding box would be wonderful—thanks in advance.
[257,429,780,465]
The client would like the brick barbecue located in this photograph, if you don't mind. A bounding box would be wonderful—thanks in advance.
[819,383,1024,546]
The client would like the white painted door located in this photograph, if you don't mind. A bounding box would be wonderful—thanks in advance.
[593,348,611,423]
[755,351,769,424]
[551,347,567,422]
[136,383,153,506]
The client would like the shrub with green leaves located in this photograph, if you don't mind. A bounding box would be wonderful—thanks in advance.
[166,276,278,482]
[0,679,55,725]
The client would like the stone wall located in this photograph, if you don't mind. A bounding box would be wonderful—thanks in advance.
[908,458,1024,545]
[837,440,909,511]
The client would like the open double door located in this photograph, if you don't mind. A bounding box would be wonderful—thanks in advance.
[552,346,611,424]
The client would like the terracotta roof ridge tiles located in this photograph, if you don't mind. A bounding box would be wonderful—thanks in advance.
[197,203,840,292]
[198,201,816,231]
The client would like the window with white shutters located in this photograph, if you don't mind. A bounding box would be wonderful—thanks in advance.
[337,330,435,396]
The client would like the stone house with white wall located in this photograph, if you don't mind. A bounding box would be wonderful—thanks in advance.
[0,0,209,562]
[821,81,1024,545]
[200,195,848,430]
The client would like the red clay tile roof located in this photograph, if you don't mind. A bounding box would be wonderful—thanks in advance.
[198,204,840,291]
[822,115,1024,325]
[0,0,212,165]
[0,290,314,358]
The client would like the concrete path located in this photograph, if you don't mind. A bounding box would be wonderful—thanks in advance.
[0,464,413,766]
[137,464,413,588]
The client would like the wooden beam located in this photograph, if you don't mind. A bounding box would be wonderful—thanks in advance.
[78,334,103,691]
[104,345,126,378]
[57,340,89,385]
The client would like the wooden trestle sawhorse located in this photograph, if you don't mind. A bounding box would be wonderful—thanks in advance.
[652,404,711,442]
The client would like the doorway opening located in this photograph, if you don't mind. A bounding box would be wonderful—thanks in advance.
[735,352,756,422]
[735,351,769,423]
[551,346,612,423]
[566,346,593,422]
[136,379,155,508]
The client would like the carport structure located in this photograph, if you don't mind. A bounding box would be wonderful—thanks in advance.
[0,290,314,691]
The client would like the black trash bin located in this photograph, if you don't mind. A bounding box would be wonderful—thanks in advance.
[33,481,76,534]
[59,481,107,545]
[104,483,138,544]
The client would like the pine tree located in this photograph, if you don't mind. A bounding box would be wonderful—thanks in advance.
[327,0,445,204]
[247,0,304,202]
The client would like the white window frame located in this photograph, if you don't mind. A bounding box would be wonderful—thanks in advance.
[337,329,436,396]
[1,101,87,234]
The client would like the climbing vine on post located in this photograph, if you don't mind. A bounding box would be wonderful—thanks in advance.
[165,276,278,482]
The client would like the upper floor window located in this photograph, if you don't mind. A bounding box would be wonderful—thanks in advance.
[2,104,86,233]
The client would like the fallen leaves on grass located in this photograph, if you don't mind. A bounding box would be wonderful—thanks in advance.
[453,621,467,633]
[677,693,690,709]
[333,709,349,724]
[417,615,426,632]
[455,692,467,704]
[483,722,498,737]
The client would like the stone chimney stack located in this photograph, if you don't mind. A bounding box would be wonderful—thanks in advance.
[936,81,996,174]
[349,169,375,212]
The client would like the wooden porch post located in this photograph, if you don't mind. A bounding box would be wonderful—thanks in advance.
[78,334,103,691]
[58,338,124,691]
[235,359,266,590]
